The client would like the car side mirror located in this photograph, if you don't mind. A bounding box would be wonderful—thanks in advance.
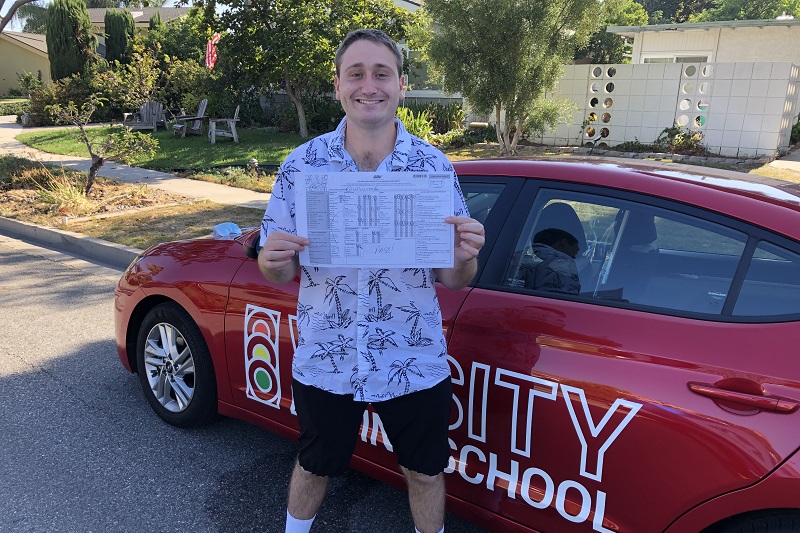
[243,232,261,260]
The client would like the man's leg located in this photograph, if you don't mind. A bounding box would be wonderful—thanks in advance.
[287,380,367,532]
[373,378,452,533]
[402,466,445,533]
[288,459,329,520]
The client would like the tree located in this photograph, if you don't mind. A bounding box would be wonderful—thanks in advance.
[203,0,423,138]
[46,0,96,80]
[10,0,46,32]
[639,0,715,23]
[575,0,649,64]
[104,8,135,64]
[47,94,157,194]
[425,0,607,154]
[1,0,39,33]
[690,0,800,21]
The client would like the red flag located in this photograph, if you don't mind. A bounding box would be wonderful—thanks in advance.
[206,33,221,70]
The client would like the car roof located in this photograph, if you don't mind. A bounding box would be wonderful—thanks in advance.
[452,159,800,240]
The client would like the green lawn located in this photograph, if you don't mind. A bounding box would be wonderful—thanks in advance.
[16,126,305,170]
[0,98,27,104]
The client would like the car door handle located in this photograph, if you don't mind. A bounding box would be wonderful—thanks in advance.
[688,382,800,414]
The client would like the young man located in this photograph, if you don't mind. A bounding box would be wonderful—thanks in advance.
[524,227,581,294]
[257,29,485,533]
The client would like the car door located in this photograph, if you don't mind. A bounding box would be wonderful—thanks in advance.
[444,178,800,532]
[221,176,522,467]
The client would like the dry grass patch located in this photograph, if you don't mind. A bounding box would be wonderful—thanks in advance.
[66,201,266,250]
[749,165,800,184]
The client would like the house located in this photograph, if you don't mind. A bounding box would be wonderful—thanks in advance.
[0,8,188,95]
[0,32,50,96]
[538,17,800,158]
[86,7,190,56]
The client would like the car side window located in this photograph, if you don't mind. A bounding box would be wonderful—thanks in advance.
[460,182,505,226]
[733,241,800,317]
[503,189,749,316]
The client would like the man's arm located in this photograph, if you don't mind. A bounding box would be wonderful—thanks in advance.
[257,231,310,284]
[433,216,485,290]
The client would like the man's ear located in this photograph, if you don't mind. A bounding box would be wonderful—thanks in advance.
[399,74,406,98]
[334,75,341,100]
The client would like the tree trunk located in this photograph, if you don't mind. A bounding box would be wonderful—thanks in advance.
[283,71,309,138]
[509,117,524,154]
[495,104,509,155]
[85,155,104,195]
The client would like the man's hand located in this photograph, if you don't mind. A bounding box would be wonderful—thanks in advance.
[446,215,485,264]
[257,231,310,284]
[433,216,485,290]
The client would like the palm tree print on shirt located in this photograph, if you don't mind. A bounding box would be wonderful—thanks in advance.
[359,349,379,372]
[300,266,319,288]
[324,275,356,329]
[350,366,368,400]
[366,269,400,322]
[367,327,398,359]
[402,268,429,288]
[398,302,433,347]
[311,334,354,374]
[388,357,424,394]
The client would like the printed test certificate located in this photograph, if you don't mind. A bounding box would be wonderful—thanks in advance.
[295,172,454,268]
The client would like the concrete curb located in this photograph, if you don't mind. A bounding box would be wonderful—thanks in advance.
[0,216,142,270]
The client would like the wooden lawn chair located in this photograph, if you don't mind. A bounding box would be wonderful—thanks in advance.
[122,100,164,132]
[172,99,208,138]
[208,105,240,144]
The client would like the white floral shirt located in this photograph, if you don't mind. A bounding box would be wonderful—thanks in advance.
[260,117,469,401]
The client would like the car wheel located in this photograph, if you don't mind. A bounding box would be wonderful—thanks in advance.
[717,512,800,533]
[136,302,217,428]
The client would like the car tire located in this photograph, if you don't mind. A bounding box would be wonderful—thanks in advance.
[717,512,800,533]
[136,302,217,428]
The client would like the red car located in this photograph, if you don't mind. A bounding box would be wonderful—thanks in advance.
[115,160,800,533]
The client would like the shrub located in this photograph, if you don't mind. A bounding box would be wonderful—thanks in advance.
[26,74,93,126]
[307,97,345,134]
[0,101,29,117]
[402,101,464,133]
[792,117,800,145]
[396,106,434,140]
[613,138,656,152]
[17,70,43,97]
[655,125,707,155]
[430,125,497,148]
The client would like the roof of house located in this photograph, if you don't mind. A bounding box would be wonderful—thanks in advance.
[609,17,800,37]
[86,7,190,26]
[0,32,47,56]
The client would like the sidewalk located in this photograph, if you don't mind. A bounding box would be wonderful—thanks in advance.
[3,113,800,269]
[0,115,271,210]
[0,114,271,268]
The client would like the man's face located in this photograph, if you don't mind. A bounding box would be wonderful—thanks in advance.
[334,39,405,131]
[554,238,580,259]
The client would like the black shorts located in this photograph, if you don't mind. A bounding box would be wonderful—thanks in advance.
[292,378,452,477]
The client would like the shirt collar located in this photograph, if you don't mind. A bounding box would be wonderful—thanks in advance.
[327,116,411,171]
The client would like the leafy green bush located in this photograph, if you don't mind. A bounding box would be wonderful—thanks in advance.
[401,101,464,133]
[612,138,657,152]
[655,125,707,155]
[396,106,434,140]
[0,101,29,116]
[792,117,800,145]
[307,97,345,134]
[17,70,43,97]
[430,125,497,147]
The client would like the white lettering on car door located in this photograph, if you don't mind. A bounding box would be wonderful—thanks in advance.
[561,385,642,482]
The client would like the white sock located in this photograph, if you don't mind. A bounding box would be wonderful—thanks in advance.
[285,510,315,533]
[414,528,444,533]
